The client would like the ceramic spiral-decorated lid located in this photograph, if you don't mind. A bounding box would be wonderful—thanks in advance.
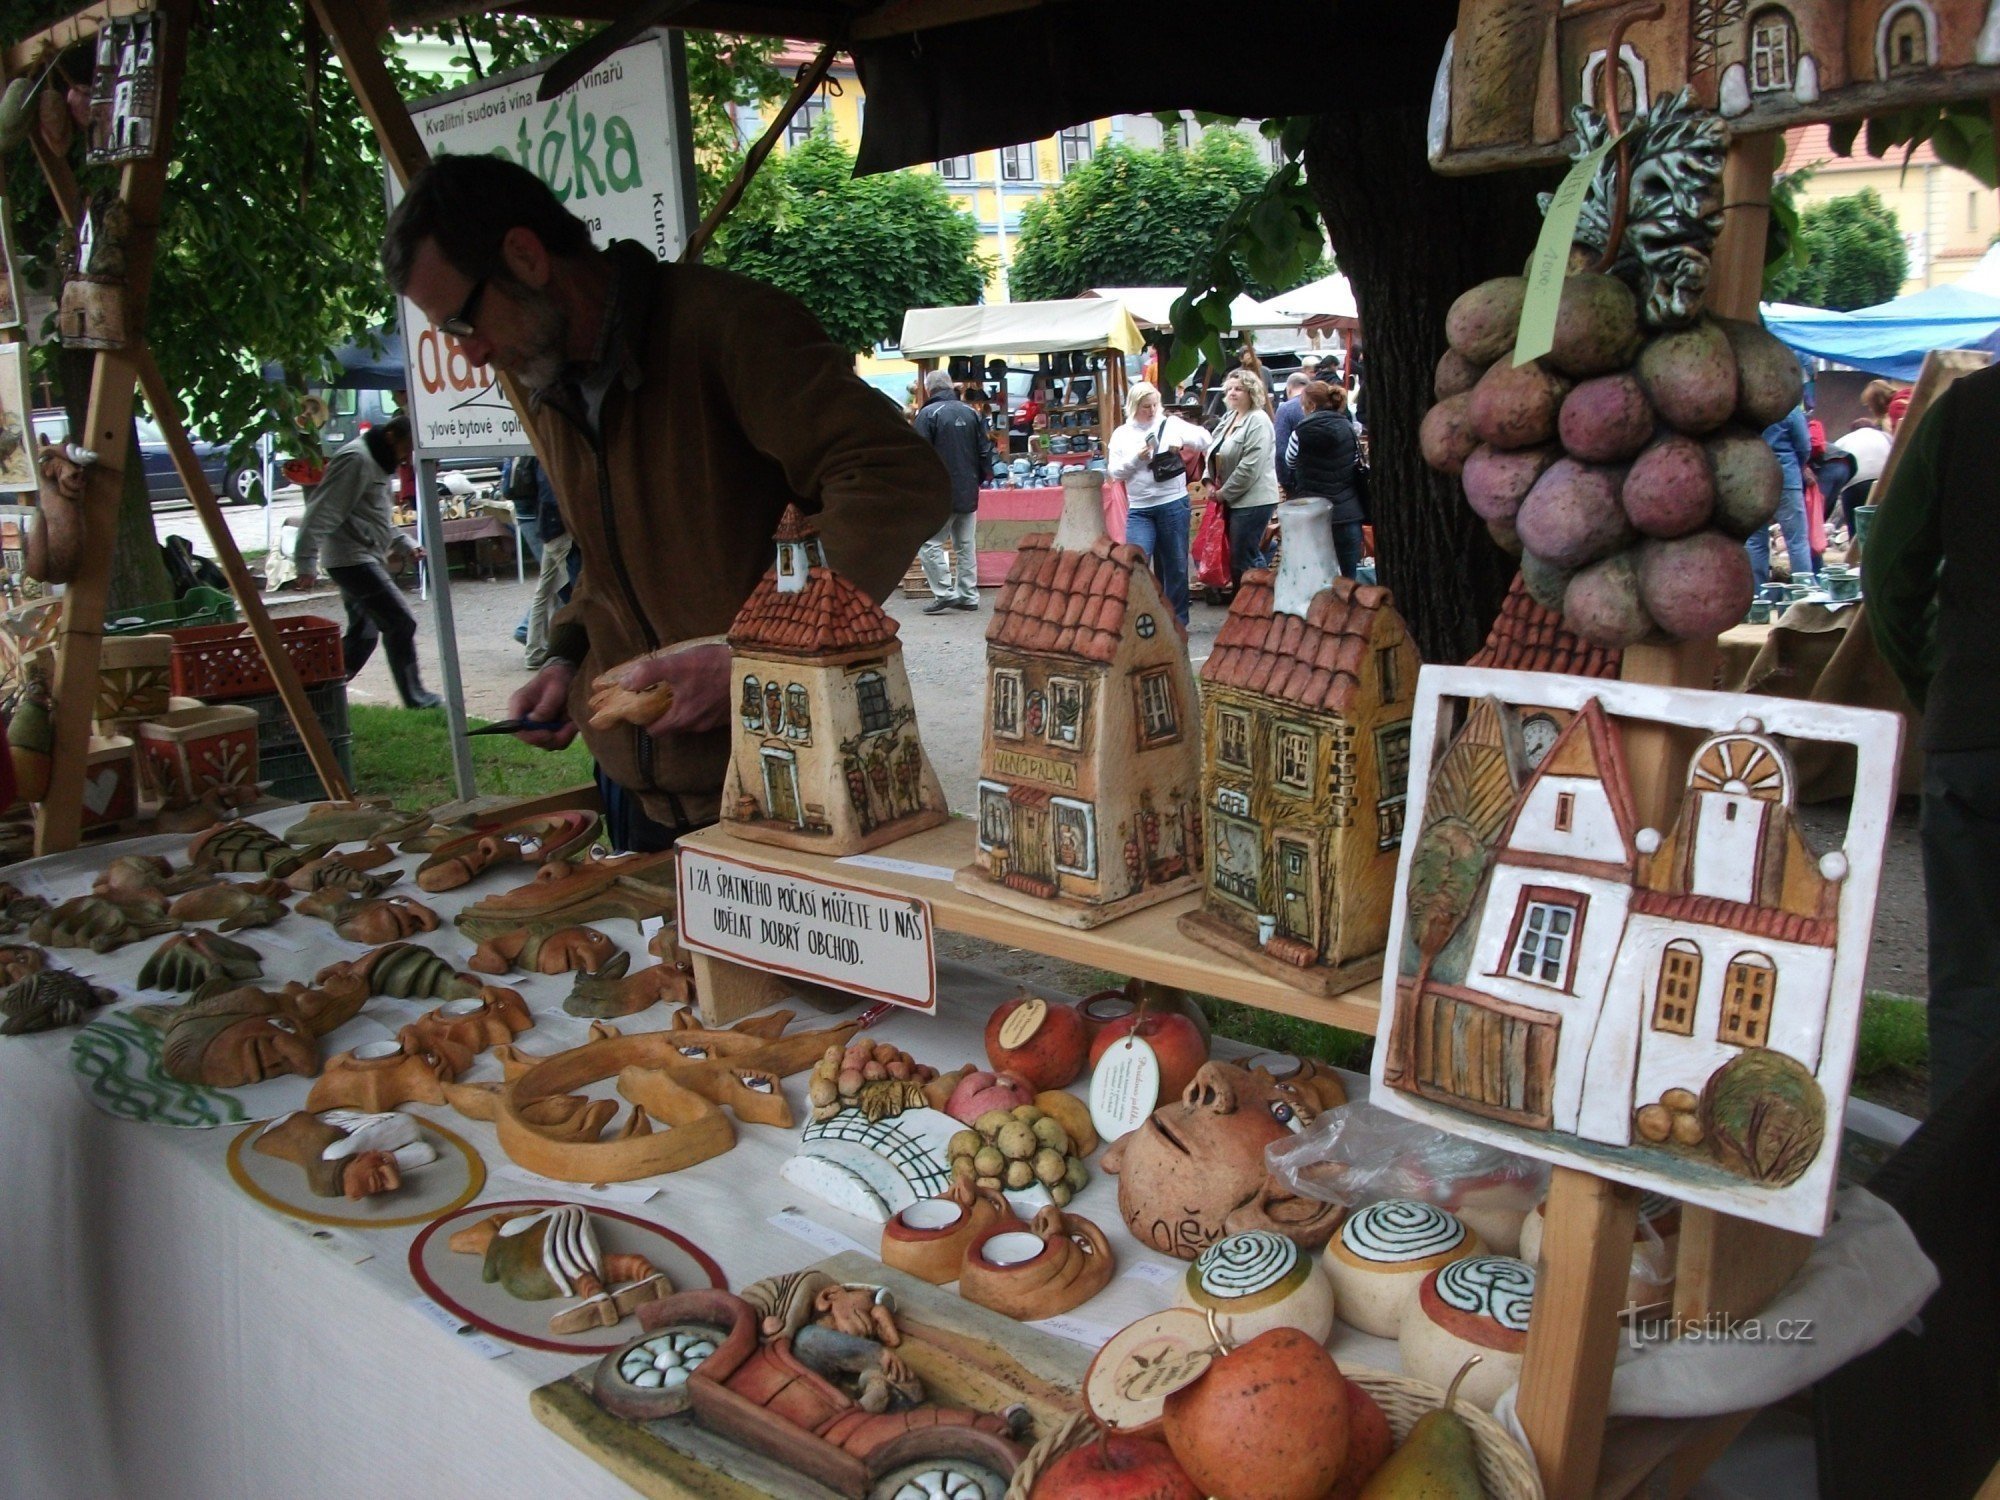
[1335,1200,1470,1267]
[1184,1231,1310,1311]
[1419,1254,1536,1351]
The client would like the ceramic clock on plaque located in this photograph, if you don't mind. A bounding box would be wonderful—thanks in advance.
[957,469,1204,928]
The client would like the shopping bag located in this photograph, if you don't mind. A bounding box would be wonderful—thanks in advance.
[1193,500,1232,591]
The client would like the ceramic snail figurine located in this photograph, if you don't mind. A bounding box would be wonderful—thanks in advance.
[450,1203,670,1334]
[93,854,209,901]
[958,1205,1115,1321]
[880,1179,1021,1285]
[307,1039,453,1112]
[564,955,695,1019]
[1323,1200,1485,1338]
[314,942,483,1005]
[1398,1255,1537,1411]
[467,924,621,976]
[167,882,289,932]
[300,891,441,944]
[398,986,532,1075]
[0,967,114,1034]
[415,810,600,893]
[1174,1229,1338,1346]
[281,800,429,847]
[282,850,398,899]
[29,894,176,953]
[188,819,329,877]
[137,930,264,992]
[1102,1061,1344,1261]
[252,1109,438,1200]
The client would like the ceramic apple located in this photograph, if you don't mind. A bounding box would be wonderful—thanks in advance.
[1161,1326,1349,1500]
[1032,1431,1203,1500]
[1090,1007,1210,1105]
[945,1069,1036,1123]
[1326,1377,1393,1500]
[985,995,1090,1092]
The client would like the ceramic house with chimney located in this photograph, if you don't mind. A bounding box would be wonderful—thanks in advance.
[1435,0,2000,170]
[1178,499,1423,995]
[721,506,949,855]
[955,470,1203,929]
[1375,669,1899,1232]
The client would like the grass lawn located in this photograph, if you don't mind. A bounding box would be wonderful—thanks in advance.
[348,704,594,807]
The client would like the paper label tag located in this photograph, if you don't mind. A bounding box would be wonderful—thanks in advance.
[769,1207,878,1261]
[1084,1307,1217,1430]
[997,996,1047,1051]
[407,1297,513,1359]
[1512,128,1626,367]
[1119,1260,1180,1288]
[1031,1313,1122,1348]
[836,854,958,883]
[1089,1035,1161,1144]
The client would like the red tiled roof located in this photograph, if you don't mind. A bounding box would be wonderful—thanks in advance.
[729,566,900,656]
[1201,569,1401,714]
[772,502,812,543]
[1630,887,1836,948]
[1469,574,1624,678]
[986,532,1148,663]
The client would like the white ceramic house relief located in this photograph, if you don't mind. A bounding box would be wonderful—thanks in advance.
[1374,666,1901,1237]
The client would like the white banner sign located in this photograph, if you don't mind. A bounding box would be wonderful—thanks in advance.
[676,846,938,1014]
[394,37,692,454]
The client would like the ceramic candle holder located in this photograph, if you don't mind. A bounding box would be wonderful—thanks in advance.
[880,1181,1019,1285]
[1322,1199,1483,1337]
[958,1205,1114,1321]
[1174,1229,1337,1345]
[1399,1255,1536,1411]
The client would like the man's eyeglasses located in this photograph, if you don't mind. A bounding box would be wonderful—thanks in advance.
[439,274,489,339]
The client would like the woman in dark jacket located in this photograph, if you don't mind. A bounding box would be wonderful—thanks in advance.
[1285,381,1366,577]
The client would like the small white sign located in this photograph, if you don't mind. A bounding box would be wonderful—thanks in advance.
[768,1207,878,1261]
[677,846,937,1013]
[407,1296,513,1359]
[1089,1035,1162,1144]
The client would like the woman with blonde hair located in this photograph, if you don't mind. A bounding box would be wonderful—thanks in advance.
[1108,379,1212,624]
[1207,368,1280,596]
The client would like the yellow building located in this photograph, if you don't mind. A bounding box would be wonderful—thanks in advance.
[1781,123,1997,295]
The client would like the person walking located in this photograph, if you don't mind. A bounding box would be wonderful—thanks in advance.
[293,416,442,709]
[1272,370,1310,493]
[1108,379,1211,625]
[1207,368,1280,591]
[1748,403,1813,592]
[1865,362,2000,1107]
[1285,381,1367,578]
[523,462,579,669]
[912,370,993,614]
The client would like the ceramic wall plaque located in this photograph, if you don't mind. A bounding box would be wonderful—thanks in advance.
[1180,499,1422,995]
[957,471,1205,928]
[1372,665,1901,1236]
[720,505,950,855]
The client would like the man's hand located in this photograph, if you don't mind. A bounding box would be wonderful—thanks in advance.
[618,641,731,739]
[507,661,579,749]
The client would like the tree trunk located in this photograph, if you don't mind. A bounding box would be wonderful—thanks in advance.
[1304,104,1554,662]
[109,420,172,613]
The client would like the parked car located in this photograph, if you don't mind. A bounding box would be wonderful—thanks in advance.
[32,407,257,504]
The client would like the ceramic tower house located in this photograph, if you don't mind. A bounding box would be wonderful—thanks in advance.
[956,470,1203,928]
[1180,499,1423,994]
[721,506,949,855]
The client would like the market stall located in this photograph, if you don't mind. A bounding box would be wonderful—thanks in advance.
[899,299,1142,584]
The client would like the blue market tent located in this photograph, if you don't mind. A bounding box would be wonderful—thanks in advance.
[1762,283,2000,380]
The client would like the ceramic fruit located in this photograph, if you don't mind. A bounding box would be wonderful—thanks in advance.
[1031,1431,1203,1500]
[1175,1230,1337,1346]
[984,992,1090,1092]
[805,1037,941,1123]
[881,1179,1020,1285]
[1089,1005,1209,1107]
[1034,1088,1099,1156]
[1398,1257,1535,1412]
[1329,1378,1395,1500]
[945,1068,1036,1123]
[1161,1326,1349,1500]
[1355,1359,1484,1499]
[1323,1200,1483,1338]
[945,1101,1091,1205]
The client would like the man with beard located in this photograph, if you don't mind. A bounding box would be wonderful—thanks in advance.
[383,155,950,849]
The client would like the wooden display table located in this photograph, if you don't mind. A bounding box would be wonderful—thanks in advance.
[677,817,1381,1034]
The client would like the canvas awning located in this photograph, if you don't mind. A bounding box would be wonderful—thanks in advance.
[899,299,1145,359]
[1084,287,1278,332]
[1761,284,2000,380]
[1249,273,1361,330]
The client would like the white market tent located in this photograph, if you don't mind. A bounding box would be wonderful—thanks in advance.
[1249,271,1360,328]
[898,298,1145,358]
[1082,285,1278,332]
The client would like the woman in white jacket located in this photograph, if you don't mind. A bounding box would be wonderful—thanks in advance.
[1108,380,1212,624]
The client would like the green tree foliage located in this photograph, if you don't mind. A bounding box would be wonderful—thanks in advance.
[1008,129,1320,304]
[1764,188,1909,310]
[711,128,988,353]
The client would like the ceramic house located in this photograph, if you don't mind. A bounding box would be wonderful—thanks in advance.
[1435,0,2000,169]
[720,506,949,855]
[955,470,1203,928]
[1179,499,1422,994]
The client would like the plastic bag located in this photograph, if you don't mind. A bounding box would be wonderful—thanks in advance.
[1192,499,1231,591]
[1266,1100,1550,1254]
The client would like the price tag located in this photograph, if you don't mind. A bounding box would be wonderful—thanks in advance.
[407,1297,512,1359]
[1030,1313,1121,1348]
[1084,1308,1216,1430]
[1119,1260,1180,1288]
[1089,1035,1161,1144]
[998,996,1047,1051]
[769,1207,878,1261]
[1511,126,1627,368]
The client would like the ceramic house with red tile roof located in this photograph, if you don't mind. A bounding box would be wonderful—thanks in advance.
[1178,499,1422,995]
[955,471,1203,928]
[721,507,949,855]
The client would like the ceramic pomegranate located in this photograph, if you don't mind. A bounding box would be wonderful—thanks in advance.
[985,993,1090,1091]
[1032,1430,1203,1500]
[944,1068,1036,1123]
[1162,1326,1350,1500]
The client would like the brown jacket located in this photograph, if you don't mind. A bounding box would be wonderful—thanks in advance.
[530,244,950,829]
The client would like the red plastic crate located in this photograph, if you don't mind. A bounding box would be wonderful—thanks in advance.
[169,616,345,701]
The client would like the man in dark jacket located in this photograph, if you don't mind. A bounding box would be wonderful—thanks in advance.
[383,155,950,849]
[911,370,994,613]
[1866,363,2000,1108]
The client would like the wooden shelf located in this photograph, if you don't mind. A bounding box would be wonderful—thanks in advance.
[678,817,1383,1035]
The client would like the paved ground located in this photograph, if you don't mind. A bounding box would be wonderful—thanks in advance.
[166,498,1928,1001]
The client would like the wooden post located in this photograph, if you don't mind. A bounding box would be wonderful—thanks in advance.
[34,0,191,854]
